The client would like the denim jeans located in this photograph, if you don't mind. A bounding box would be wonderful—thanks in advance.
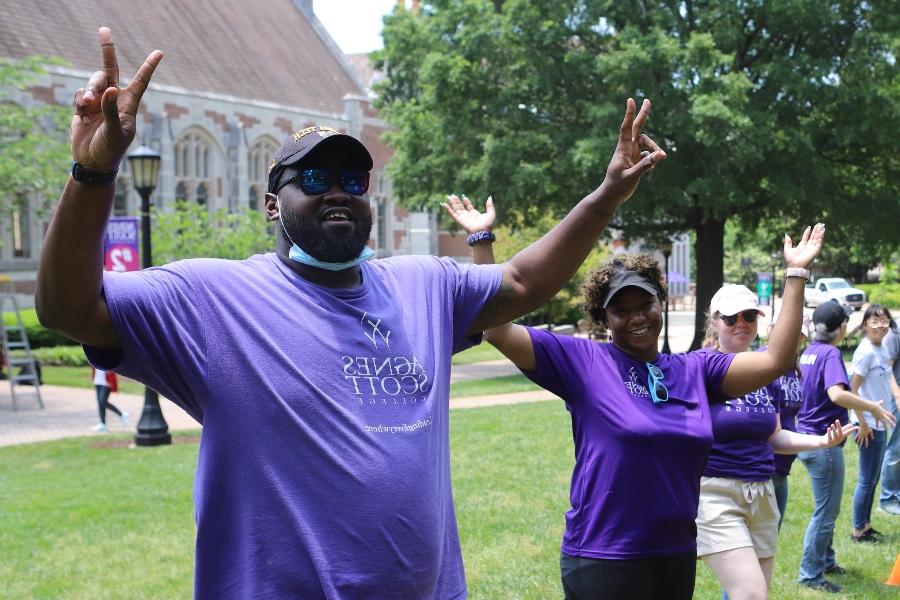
[880,402,900,506]
[798,446,844,584]
[852,430,886,529]
[772,474,789,531]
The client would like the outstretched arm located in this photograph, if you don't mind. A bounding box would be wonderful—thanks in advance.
[467,98,666,334]
[35,28,163,349]
[850,373,874,447]
[827,384,896,429]
[443,195,535,371]
[769,417,856,454]
[720,224,824,398]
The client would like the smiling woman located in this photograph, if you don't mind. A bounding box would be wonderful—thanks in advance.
[446,192,833,600]
[696,283,856,599]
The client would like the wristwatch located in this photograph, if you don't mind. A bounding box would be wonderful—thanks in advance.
[784,267,810,280]
[71,162,118,187]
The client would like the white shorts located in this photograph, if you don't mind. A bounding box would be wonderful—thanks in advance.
[696,476,779,558]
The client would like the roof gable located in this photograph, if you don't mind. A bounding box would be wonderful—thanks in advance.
[0,0,366,113]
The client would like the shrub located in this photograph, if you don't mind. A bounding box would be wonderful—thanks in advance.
[11,345,88,366]
[2,308,78,348]
[857,283,900,309]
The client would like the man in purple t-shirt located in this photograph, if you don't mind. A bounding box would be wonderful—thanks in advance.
[34,28,667,599]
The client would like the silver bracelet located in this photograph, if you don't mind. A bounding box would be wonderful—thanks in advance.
[784,267,810,280]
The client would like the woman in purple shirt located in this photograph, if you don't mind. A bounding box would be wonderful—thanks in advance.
[445,195,827,600]
[696,285,852,600]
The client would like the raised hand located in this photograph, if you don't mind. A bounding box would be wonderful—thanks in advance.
[71,27,163,173]
[822,419,857,449]
[441,194,495,235]
[597,98,667,207]
[782,223,825,269]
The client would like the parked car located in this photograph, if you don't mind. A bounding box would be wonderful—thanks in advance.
[804,277,866,310]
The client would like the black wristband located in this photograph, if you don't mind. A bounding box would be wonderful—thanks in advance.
[71,162,118,187]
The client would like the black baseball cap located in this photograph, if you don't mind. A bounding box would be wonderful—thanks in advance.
[267,125,373,193]
[602,271,661,308]
[812,299,852,332]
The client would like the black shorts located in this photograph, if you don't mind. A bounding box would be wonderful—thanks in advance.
[560,550,696,600]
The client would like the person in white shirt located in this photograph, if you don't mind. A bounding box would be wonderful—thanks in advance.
[849,304,900,538]
[90,368,128,432]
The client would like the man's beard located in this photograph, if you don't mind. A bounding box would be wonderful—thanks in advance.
[281,205,373,263]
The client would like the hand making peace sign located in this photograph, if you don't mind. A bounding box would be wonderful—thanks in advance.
[71,27,163,173]
[598,98,667,207]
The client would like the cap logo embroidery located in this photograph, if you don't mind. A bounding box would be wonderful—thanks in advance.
[291,125,339,141]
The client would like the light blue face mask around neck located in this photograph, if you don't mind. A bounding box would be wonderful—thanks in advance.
[278,200,375,271]
[287,243,375,271]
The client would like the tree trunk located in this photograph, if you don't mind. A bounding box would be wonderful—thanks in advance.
[690,218,725,351]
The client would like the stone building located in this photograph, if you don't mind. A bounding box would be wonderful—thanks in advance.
[0,0,439,305]
[1,0,690,312]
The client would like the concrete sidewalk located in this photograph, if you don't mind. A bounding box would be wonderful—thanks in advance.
[0,385,200,447]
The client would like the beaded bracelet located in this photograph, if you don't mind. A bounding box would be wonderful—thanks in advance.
[466,231,496,247]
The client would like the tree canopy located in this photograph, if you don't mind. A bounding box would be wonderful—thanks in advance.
[375,0,900,347]
[0,56,70,223]
[152,202,272,265]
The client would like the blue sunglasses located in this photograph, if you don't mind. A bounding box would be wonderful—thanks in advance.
[276,167,370,196]
[645,362,669,405]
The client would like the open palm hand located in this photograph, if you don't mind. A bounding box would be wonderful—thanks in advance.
[783,223,825,269]
[441,195,495,235]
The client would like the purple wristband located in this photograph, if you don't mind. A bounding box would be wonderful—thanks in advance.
[466,230,496,247]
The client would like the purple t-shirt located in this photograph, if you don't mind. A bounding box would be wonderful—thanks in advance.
[523,329,734,559]
[85,253,502,599]
[772,369,803,476]
[699,349,780,482]
[797,341,850,435]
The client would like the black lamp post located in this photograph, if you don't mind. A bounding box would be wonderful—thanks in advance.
[661,240,673,354]
[127,145,171,447]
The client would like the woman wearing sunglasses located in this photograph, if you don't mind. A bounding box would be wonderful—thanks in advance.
[444,196,828,600]
[695,285,853,600]
[848,305,900,543]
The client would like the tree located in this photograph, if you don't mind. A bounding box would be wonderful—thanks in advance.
[375,0,900,348]
[487,211,609,324]
[0,56,71,226]
[152,202,272,265]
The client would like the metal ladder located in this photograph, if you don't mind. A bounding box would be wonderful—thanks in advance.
[1,294,44,411]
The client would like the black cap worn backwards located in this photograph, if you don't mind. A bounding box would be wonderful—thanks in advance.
[267,125,373,193]
[812,299,852,332]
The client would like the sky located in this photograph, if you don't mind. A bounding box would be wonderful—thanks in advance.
[313,0,399,54]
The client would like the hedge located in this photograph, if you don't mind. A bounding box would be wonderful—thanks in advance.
[857,283,900,310]
[2,308,78,349]
[8,345,88,366]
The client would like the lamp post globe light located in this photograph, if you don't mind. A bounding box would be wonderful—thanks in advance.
[127,145,171,447]
[661,240,673,354]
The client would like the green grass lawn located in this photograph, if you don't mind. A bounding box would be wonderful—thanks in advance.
[38,366,145,395]
[452,342,506,365]
[450,374,540,398]
[2,402,898,598]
